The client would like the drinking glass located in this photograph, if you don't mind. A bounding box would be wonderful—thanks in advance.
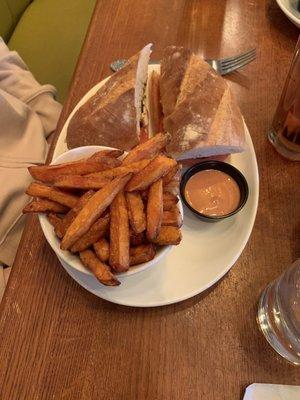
[268,36,300,161]
[257,259,300,365]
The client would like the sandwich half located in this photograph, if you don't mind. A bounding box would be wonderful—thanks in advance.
[160,46,245,160]
[66,44,152,151]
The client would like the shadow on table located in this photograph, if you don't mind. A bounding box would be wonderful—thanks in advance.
[291,223,300,260]
[267,0,299,42]
[225,72,251,89]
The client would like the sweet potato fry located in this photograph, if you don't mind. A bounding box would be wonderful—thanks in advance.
[109,191,130,272]
[59,190,95,237]
[163,179,180,195]
[140,189,148,200]
[126,192,146,233]
[26,182,79,208]
[163,202,176,211]
[122,133,168,165]
[163,192,178,203]
[163,198,178,211]
[88,149,123,160]
[163,192,179,211]
[79,249,120,286]
[86,159,150,180]
[70,215,110,252]
[173,165,182,182]
[47,213,64,238]
[28,157,121,183]
[53,175,111,190]
[162,207,183,227]
[23,199,68,214]
[129,244,156,266]
[152,226,182,246]
[93,238,110,263]
[146,179,163,241]
[162,164,182,185]
[126,155,176,192]
[61,174,132,250]
[129,229,145,246]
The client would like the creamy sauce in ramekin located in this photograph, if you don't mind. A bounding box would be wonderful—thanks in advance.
[185,169,240,216]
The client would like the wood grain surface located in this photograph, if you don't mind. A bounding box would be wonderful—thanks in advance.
[1,1,300,399]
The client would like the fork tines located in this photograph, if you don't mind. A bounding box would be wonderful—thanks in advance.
[219,49,256,74]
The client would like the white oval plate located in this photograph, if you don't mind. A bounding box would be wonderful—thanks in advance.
[52,65,259,307]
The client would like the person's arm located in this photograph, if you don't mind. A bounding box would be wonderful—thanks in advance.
[0,38,62,138]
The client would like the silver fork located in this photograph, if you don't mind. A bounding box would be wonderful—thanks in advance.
[110,48,256,75]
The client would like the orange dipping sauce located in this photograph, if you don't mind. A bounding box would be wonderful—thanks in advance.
[184,169,240,216]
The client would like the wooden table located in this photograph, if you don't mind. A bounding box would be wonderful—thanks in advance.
[1,1,299,399]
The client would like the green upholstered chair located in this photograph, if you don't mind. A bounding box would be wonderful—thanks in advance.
[0,0,95,102]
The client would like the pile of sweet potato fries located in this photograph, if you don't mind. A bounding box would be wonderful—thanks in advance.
[23,134,182,286]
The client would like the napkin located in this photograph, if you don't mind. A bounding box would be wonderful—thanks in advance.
[244,384,300,400]
[0,38,62,266]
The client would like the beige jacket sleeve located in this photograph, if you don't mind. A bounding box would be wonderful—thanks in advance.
[0,38,62,266]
